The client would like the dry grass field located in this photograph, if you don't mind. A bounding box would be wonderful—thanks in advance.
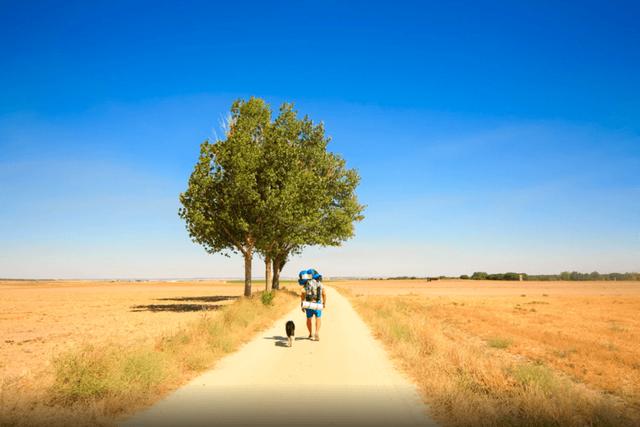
[0,280,241,383]
[333,279,640,426]
[0,280,297,426]
[3,278,638,426]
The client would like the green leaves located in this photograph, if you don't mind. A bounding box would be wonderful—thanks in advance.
[179,97,364,293]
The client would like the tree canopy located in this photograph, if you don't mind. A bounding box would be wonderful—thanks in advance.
[256,103,364,289]
[179,98,364,295]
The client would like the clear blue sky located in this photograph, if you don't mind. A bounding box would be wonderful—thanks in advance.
[1,1,639,278]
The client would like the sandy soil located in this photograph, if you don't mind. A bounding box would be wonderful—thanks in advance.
[122,287,437,427]
[0,280,244,385]
[330,279,640,296]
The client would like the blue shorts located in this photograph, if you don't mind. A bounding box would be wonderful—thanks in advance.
[305,308,322,318]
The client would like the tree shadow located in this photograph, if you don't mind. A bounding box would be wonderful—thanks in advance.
[131,295,239,313]
[130,303,224,313]
[156,295,239,303]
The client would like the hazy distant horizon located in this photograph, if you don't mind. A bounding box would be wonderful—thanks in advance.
[2,264,639,282]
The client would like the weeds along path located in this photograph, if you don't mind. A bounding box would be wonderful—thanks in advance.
[121,287,436,427]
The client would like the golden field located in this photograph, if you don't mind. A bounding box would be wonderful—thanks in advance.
[0,280,297,426]
[333,279,640,426]
[0,280,241,383]
[2,278,638,426]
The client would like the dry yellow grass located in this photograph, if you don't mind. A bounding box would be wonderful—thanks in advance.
[0,279,245,384]
[0,286,297,427]
[334,280,640,426]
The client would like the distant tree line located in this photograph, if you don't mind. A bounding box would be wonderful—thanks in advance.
[460,271,640,281]
[385,276,463,281]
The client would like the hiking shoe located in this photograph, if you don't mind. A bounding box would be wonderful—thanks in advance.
[308,334,313,340]
[314,334,320,341]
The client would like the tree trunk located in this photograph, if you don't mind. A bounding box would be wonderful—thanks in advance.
[265,255,272,292]
[272,255,287,290]
[243,248,252,297]
[271,258,280,290]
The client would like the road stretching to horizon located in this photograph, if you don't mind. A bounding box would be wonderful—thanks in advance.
[121,287,437,427]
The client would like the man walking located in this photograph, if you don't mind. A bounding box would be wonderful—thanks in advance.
[299,269,326,341]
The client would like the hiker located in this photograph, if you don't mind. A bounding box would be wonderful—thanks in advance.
[299,269,326,341]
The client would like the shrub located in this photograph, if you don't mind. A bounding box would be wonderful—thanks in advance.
[503,272,520,280]
[487,337,512,349]
[51,345,114,403]
[511,363,557,394]
[261,290,275,306]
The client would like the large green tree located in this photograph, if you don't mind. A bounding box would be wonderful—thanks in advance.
[179,98,270,297]
[252,104,302,291]
[255,104,364,290]
[180,98,364,295]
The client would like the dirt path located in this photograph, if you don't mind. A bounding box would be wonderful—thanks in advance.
[121,287,436,427]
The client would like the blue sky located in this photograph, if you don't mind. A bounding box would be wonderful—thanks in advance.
[1,1,639,278]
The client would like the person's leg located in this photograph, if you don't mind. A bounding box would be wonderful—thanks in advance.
[314,311,322,340]
[306,310,313,337]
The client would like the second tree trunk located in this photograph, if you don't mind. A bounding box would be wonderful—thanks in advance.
[265,256,272,292]
[243,248,252,297]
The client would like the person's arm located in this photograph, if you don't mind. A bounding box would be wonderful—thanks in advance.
[322,288,327,309]
[300,290,305,311]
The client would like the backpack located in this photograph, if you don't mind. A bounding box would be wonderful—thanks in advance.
[299,268,322,286]
[304,279,322,303]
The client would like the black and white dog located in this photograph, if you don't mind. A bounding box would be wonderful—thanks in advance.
[285,320,295,347]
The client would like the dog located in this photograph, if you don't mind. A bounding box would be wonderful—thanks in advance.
[285,320,295,347]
